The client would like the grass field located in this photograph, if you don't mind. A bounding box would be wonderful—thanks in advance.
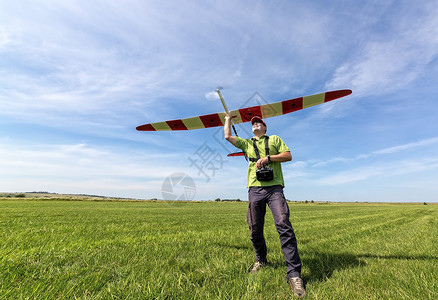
[0,198,437,299]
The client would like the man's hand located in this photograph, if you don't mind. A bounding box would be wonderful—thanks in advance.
[224,114,236,123]
[256,157,269,169]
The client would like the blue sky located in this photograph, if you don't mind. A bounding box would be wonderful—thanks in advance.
[1,0,437,202]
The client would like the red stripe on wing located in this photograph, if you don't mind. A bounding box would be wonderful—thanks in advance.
[136,124,156,131]
[324,89,352,102]
[282,97,303,114]
[239,106,262,122]
[166,119,188,130]
[199,113,223,128]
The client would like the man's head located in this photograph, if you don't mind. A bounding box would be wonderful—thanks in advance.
[251,116,267,135]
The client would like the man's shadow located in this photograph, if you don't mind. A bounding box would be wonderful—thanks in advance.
[301,251,365,282]
[217,242,364,281]
[216,242,438,283]
[252,251,438,283]
[260,251,364,282]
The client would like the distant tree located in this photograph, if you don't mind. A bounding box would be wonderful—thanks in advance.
[215,198,221,202]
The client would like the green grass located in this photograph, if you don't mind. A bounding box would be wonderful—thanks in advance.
[0,199,437,299]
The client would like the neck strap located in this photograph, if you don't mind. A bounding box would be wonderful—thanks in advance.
[251,136,269,161]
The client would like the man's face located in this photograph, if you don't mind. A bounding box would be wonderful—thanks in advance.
[252,121,266,134]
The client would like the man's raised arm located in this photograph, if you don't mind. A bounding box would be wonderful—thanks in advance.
[224,114,237,146]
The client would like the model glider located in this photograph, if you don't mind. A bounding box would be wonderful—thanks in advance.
[136,89,352,132]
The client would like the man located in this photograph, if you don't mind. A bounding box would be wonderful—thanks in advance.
[224,114,305,298]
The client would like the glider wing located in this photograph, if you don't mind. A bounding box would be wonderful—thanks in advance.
[136,89,352,131]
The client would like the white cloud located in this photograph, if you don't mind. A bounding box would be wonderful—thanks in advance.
[0,26,9,47]
[372,137,438,155]
[315,156,438,186]
[307,136,438,168]
[0,141,188,197]
[284,136,438,188]
[326,1,438,96]
[205,91,220,101]
[0,138,246,199]
[0,1,346,130]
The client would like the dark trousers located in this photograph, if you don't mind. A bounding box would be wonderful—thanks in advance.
[247,185,302,279]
